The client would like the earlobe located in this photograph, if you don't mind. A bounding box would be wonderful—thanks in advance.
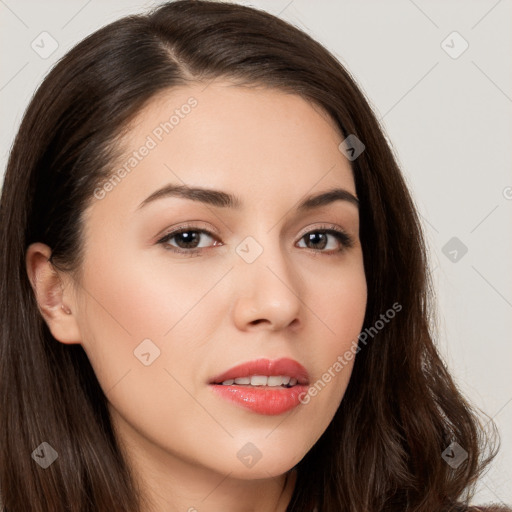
[25,242,82,344]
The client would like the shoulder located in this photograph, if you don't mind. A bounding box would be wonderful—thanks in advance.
[467,507,512,512]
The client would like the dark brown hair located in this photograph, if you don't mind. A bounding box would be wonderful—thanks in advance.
[0,1,503,511]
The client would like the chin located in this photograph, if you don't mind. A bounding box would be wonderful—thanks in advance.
[216,437,309,480]
[225,456,301,481]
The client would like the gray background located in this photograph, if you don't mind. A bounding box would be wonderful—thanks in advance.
[1,0,510,504]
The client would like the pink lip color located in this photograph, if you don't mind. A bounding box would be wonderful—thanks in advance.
[209,358,309,416]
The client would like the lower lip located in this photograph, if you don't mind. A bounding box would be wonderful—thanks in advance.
[210,384,308,415]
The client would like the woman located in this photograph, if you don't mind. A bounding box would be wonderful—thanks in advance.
[0,1,508,511]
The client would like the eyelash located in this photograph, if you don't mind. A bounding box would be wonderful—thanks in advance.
[156,223,354,258]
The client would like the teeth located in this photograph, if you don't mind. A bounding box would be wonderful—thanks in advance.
[221,375,297,387]
[267,376,283,386]
[250,375,268,386]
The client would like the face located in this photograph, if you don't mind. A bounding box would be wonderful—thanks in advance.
[67,81,367,479]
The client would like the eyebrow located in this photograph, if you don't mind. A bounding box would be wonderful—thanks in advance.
[137,184,359,212]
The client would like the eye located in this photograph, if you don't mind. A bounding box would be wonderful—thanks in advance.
[157,226,220,257]
[297,225,354,255]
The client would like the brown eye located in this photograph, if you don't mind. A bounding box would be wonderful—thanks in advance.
[297,228,353,254]
[158,228,220,256]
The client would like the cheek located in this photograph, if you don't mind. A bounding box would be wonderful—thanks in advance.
[73,254,223,454]
[298,257,367,420]
[308,253,367,357]
[77,240,228,342]
[74,246,230,397]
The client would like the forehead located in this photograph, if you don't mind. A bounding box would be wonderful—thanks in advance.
[88,80,356,219]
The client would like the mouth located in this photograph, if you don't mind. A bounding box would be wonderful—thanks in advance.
[209,358,310,415]
[216,375,300,388]
[210,357,309,387]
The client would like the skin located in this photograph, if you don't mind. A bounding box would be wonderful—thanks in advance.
[26,81,367,512]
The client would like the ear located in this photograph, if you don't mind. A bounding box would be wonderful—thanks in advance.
[25,243,82,344]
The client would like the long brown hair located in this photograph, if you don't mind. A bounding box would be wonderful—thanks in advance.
[0,1,500,510]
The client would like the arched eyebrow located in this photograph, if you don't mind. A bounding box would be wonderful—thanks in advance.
[136,184,359,211]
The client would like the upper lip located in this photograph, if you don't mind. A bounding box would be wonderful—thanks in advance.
[210,357,309,385]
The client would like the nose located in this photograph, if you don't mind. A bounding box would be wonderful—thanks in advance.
[231,238,303,332]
